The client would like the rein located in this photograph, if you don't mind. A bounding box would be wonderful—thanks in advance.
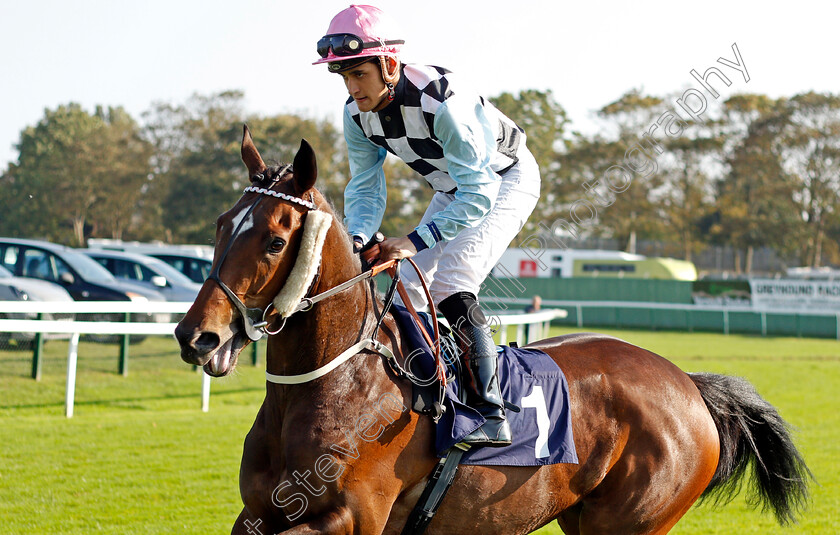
[289,260,396,316]
[264,258,443,390]
[210,173,444,390]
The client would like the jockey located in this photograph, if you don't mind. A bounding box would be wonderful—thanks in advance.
[314,5,541,447]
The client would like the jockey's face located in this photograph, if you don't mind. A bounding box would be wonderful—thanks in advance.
[340,61,390,113]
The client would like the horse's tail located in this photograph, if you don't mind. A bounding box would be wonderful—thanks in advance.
[689,372,812,525]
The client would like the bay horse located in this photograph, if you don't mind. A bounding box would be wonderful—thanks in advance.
[175,127,810,535]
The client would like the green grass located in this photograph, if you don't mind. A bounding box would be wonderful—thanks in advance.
[0,337,266,533]
[1,328,837,534]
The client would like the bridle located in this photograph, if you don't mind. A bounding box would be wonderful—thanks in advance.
[207,165,394,342]
[208,167,445,393]
[207,164,314,342]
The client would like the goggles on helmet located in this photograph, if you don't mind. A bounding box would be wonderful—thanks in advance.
[317,33,405,59]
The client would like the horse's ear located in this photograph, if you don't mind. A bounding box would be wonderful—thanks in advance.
[292,139,317,194]
[241,125,267,182]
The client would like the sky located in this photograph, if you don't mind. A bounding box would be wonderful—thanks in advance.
[1,0,838,171]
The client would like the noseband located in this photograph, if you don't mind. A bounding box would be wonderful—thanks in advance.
[208,165,321,341]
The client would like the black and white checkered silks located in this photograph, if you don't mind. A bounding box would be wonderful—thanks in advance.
[347,65,523,194]
[347,65,541,309]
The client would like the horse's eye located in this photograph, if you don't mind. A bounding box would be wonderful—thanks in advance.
[268,237,286,253]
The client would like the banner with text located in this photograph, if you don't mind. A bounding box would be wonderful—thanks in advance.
[750,279,840,311]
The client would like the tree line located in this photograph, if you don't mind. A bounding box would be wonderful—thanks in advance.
[1,88,838,273]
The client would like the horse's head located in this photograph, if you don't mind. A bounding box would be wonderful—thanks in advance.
[175,126,344,376]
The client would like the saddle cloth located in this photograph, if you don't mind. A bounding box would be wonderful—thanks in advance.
[390,304,578,466]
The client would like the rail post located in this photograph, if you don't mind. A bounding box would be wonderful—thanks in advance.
[119,312,130,376]
[31,312,44,380]
[65,333,80,418]
[201,372,211,412]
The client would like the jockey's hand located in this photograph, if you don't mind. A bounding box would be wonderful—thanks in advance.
[375,236,418,264]
[360,243,381,267]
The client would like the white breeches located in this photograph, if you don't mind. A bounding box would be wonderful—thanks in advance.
[397,146,540,310]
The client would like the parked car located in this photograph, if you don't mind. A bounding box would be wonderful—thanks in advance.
[0,238,168,342]
[80,249,201,302]
[149,252,212,284]
[0,265,75,348]
[86,239,213,284]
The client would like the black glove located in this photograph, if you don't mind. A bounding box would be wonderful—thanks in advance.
[356,232,385,271]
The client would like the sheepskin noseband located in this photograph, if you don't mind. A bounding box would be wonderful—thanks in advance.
[272,209,332,318]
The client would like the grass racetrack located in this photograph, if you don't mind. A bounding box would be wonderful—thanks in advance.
[1,326,837,534]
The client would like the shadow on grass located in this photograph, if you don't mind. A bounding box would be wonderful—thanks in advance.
[1,348,231,378]
[0,386,264,411]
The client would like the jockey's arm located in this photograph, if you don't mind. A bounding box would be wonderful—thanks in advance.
[343,106,388,246]
[406,94,502,253]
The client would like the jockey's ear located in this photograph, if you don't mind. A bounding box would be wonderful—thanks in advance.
[386,56,400,77]
[241,125,267,181]
[293,139,318,194]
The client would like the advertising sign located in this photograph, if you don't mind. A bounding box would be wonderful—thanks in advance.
[750,279,840,311]
[519,260,538,278]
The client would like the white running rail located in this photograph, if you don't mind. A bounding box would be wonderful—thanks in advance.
[1,302,565,417]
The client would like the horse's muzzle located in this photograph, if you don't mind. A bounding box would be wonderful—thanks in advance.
[175,321,248,377]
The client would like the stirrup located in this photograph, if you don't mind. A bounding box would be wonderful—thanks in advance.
[460,414,512,447]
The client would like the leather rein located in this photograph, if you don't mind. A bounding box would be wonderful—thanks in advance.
[208,168,445,388]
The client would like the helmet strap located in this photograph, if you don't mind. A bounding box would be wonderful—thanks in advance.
[378,56,400,100]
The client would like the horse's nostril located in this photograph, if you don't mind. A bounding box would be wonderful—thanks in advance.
[174,323,192,347]
[175,323,220,354]
[193,332,220,352]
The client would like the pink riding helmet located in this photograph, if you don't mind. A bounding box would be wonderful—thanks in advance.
[313,5,404,66]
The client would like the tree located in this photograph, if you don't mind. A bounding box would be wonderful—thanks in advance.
[0,166,30,238]
[712,95,799,273]
[140,91,256,244]
[141,91,353,245]
[780,92,840,267]
[658,122,725,261]
[89,106,154,240]
[0,104,152,245]
[491,90,570,241]
[554,90,669,252]
[490,89,568,174]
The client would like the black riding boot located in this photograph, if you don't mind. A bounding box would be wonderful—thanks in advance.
[439,292,512,448]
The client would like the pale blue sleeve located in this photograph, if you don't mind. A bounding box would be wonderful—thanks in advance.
[413,96,502,249]
[342,106,388,244]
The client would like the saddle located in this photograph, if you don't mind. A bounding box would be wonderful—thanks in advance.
[385,283,577,535]
[361,244,575,535]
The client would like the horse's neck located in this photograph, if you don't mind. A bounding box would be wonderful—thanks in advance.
[264,222,378,378]
[260,221,408,444]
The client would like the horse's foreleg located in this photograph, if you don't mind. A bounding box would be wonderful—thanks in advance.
[230,507,365,535]
[231,508,268,535]
[275,508,358,535]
